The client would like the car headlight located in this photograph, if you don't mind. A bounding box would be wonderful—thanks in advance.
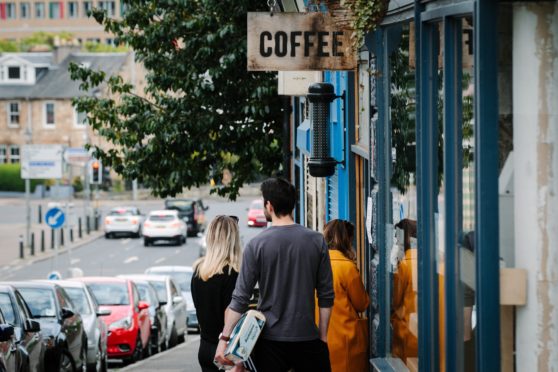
[109,316,133,330]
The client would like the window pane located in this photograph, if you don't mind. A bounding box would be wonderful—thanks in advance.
[46,103,55,125]
[6,3,16,19]
[389,22,418,366]
[8,67,20,80]
[20,3,30,18]
[35,3,44,18]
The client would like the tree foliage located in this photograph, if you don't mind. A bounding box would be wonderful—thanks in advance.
[69,0,283,199]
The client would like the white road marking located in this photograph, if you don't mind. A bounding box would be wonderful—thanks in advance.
[124,256,139,264]
[121,238,131,245]
[154,257,166,264]
[70,258,80,265]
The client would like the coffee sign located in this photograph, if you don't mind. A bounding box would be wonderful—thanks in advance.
[247,12,356,71]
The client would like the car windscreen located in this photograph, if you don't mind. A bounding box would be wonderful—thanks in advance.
[148,215,175,222]
[64,288,91,315]
[109,209,134,216]
[165,201,193,213]
[0,293,16,324]
[250,200,264,209]
[87,283,130,306]
[147,281,167,303]
[152,272,192,292]
[18,288,57,318]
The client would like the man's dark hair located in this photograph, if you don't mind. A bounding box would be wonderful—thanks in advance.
[260,178,296,217]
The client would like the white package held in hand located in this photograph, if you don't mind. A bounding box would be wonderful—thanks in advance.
[225,310,266,363]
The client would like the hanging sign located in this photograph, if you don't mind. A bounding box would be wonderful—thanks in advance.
[247,12,356,71]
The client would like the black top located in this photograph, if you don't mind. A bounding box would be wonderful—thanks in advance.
[191,265,238,344]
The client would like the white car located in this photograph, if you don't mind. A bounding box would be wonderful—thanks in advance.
[142,210,187,247]
[119,274,187,348]
[144,266,198,332]
[104,207,144,239]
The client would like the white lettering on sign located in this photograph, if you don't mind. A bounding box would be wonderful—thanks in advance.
[247,12,356,71]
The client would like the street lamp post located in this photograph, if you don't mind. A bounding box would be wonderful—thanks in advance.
[24,98,33,252]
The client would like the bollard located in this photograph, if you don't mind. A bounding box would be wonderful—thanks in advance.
[30,233,35,256]
[38,205,42,224]
[51,229,54,249]
[70,229,74,243]
[94,212,99,231]
[78,218,82,239]
[41,230,45,252]
[60,229,64,247]
[19,236,24,259]
[86,216,90,235]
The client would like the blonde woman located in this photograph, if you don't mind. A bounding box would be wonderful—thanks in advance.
[191,215,242,372]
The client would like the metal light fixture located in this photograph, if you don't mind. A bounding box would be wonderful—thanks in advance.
[307,82,342,177]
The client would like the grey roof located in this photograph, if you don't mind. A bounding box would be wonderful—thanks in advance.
[0,52,128,100]
[1,52,54,66]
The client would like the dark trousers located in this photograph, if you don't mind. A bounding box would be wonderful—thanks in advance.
[253,338,331,372]
[198,338,219,372]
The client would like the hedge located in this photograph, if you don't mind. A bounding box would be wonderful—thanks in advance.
[0,164,44,192]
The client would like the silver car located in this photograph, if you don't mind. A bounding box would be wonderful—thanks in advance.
[55,280,110,372]
[144,266,198,332]
[117,277,168,355]
[119,275,187,348]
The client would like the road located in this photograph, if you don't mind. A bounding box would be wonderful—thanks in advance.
[0,197,264,371]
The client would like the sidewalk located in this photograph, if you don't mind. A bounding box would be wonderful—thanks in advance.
[0,198,104,267]
[118,335,201,372]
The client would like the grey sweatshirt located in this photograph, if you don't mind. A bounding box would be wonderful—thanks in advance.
[229,223,334,342]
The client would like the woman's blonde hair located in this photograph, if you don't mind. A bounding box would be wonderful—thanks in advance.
[193,215,242,281]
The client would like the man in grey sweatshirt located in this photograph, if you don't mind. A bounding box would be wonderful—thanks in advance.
[214,177,334,372]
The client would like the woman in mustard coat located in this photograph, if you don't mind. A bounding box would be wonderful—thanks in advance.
[321,220,370,372]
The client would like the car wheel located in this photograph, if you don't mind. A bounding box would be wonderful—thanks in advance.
[169,324,178,348]
[59,349,75,372]
[144,238,150,247]
[104,233,111,239]
[150,327,162,355]
[132,333,143,363]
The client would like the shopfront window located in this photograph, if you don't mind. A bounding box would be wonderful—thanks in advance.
[387,22,419,368]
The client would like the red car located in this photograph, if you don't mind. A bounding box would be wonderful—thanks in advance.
[247,199,268,227]
[73,277,151,364]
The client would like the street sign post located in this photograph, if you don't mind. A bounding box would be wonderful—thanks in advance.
[21,145,64,179]
[45,207,65,272]
[63,147,92,167]
[47,271,62,280]
[21,145,64,253]
[45,207,65,229]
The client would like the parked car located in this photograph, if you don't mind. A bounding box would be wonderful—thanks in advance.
[55,280,110,372]
[119,275,186,348]
[73,277,151,365]
[116,277,167,355]
[0,322,17,372]
[11,281,87,372]
[144,266,198,332]
[247,199,267,227]
[142,210,187,247]
[104,207,144,239]
[164,199,209,236]
[0,284,45,372]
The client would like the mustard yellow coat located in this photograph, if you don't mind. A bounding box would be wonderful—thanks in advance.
[391,249,418,363]
[318,249,370,372]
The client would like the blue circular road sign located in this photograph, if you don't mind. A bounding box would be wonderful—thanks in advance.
[45,207,65,229]
[47,271,62,280]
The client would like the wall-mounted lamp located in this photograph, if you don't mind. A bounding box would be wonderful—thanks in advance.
[307,82,343,177]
